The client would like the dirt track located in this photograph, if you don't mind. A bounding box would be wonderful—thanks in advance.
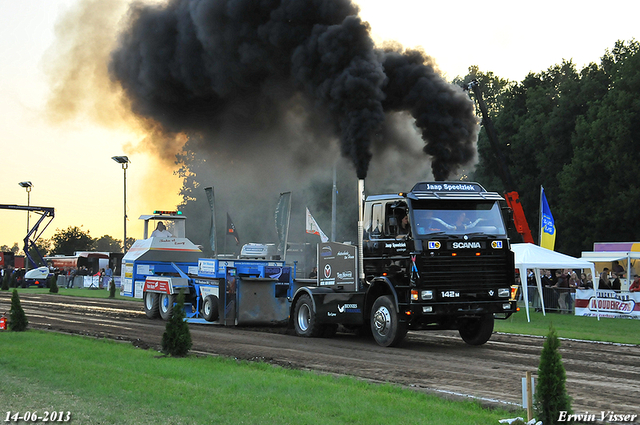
[2,292,639,421]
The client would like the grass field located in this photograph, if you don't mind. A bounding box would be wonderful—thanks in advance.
[10,286,140,302]
[0,332,524,425]
[2,287,638,423]
[494,306,640,345]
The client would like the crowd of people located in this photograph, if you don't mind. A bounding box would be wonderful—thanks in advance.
[525,262,640,314]
[62,266,113,289]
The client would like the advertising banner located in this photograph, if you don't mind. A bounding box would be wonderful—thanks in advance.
[575,289,640,319]
[318,242,357,291]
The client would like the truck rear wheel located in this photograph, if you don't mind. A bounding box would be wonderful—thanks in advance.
[370,295,407,347]
[458,314,494,346]
[202,295,219,322]
[293,294,322,337]
[143,292,159,319]
[159,293,175,320]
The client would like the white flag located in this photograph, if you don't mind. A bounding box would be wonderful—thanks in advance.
[306,208,328,242]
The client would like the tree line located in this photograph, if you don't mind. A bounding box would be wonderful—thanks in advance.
[1,226,128,258]
[456,39,640,257]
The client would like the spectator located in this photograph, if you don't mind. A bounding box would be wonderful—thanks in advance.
[578,272,593,289]
[599,268,612,290]
[612,261,625,278]
[629,275,640,292]
[67,267,77,288]
[553,270,571,314]
[611,271,622,291]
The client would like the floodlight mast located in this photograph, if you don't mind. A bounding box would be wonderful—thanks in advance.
[18,181,33,264]
[112,156,130,252]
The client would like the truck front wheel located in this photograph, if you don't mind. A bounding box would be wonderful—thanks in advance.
[293,294,322,337]
[159,293,175,320]
[370,295,407,347]
[143,292,159,319]
[458,314,494,346]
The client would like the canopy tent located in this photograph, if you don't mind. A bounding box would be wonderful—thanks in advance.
[581,251,640,284]
[511,243,597,322]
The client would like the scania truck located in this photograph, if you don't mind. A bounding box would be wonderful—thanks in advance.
[290,181,518,346]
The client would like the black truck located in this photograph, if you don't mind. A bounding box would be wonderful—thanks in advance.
[291,181,518,347]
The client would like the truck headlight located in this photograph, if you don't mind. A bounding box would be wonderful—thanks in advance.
[421,290,433,300]
[503,303,512,310]
[498,288,510,298]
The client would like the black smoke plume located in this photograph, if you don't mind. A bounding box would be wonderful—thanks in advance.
[109,0,477,181]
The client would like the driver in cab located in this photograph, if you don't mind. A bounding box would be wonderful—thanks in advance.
[396,214,412,239]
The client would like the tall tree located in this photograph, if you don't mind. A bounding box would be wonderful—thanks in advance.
[95,235,122,253]
[559,40,640,253]
[50,226,95,255]
[465,41,638,255]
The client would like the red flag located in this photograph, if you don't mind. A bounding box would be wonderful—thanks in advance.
[227,213,239,245]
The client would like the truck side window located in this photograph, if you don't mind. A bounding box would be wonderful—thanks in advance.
[369,203,383,239]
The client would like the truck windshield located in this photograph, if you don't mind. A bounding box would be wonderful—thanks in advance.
[411,200,507,237]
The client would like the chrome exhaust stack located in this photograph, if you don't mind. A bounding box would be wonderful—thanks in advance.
[358,178,365,286]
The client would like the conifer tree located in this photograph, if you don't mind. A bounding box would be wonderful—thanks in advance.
[108,279,116,298]
[49,274,59,294]
[9,289,28,332]
[534,324,572,424]
[1,269,9,290]
[161,289,192,357]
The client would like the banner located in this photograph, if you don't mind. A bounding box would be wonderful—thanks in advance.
[575,289,640,319]
[204,187,216,254]
[275,192,292,256]
[306,207,328,243]
[226,213,239,245]
[540,186,556,250]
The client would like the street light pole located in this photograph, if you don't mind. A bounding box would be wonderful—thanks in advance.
[18,181,33,271]
[18,181,32,234]
[112,156,130,253]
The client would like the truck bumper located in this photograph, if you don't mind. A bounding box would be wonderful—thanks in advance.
[402,300,517,328]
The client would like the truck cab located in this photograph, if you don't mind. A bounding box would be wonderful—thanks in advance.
[361,182,517,345]
[291,181,518,347]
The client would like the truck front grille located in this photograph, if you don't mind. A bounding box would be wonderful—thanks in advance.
[419,253,512,290]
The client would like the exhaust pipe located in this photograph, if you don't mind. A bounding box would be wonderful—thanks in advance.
[358,178,365,287]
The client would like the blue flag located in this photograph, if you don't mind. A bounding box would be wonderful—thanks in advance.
[540,186,556,250]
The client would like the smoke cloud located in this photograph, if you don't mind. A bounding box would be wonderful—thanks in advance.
[109,0,478,181]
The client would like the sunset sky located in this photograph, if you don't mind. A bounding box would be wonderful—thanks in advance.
[1,0,638,253]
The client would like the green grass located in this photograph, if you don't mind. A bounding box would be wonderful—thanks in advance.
[0,331,523,424]
[495,307,640,345]
[8,286,141,302]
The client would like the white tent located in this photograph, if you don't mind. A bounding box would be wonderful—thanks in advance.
[511,243,597,322]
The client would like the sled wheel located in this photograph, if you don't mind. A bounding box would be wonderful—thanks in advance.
[202,295,219,322]
[159,293,176,320]
[143,292,159,319]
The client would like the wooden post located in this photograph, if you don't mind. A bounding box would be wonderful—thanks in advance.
[526,371,534,421]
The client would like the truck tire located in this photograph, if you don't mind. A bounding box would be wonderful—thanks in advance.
[202,295,219,322]
[143,292,159,319]
[159,293,175,320]
[370,295,407,347]
[458,314,494,346]
[293,294,322,337]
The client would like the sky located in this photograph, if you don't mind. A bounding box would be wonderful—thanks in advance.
[1,0,638,253]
